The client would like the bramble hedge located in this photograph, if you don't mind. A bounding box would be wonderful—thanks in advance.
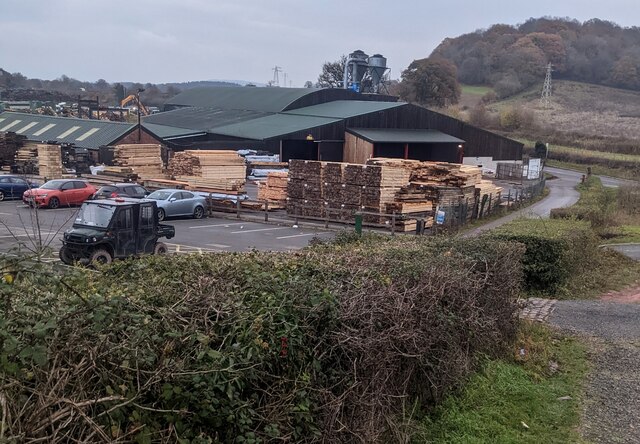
[0,234,524,443]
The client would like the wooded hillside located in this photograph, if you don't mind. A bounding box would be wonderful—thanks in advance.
[432,17,640,97]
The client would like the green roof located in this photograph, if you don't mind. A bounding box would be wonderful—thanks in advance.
[0,112,134,148]
[142,123,206,140]
[211,114,341,140]
[347,128,465,144]
[143,106,270,131]
[284,100,405,119]
[164,87,323,113]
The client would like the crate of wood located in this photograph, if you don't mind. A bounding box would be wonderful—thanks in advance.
[113,144,164,180]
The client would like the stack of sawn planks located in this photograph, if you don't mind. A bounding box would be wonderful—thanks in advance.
[287,158,503,231]
[36,144,64,179]
[168,150,246,194]
[0,132,27,165]
[113,144,163,180]
[257,171,288,207]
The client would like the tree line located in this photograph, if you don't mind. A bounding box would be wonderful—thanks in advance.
[432,17,640,97]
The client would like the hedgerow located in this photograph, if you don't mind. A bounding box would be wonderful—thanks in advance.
[0,235,524,443]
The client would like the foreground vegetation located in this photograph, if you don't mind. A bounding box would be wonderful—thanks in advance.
[418,322,588,444]
[0,235,524,442]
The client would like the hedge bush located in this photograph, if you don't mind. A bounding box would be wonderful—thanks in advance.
[0,235,524,443]
[492,218,598,293]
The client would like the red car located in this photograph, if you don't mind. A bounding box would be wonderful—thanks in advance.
[23,179,97,209]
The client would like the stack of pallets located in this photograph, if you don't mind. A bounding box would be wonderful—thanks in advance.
[113,144,164,180]
[168,150,246,194]
[36,144,64,179]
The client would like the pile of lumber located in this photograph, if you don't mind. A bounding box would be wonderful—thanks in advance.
[287,158,503,231]
[14,144,38,174]
[113,144,163,180]
[0,132,27,165]
[257,171,288,207]
[36,144,64,179]
[168,150,246,194]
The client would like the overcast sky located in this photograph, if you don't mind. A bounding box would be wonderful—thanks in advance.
[1,0,639,86]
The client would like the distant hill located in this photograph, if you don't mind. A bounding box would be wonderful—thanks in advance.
[432,17,640,98]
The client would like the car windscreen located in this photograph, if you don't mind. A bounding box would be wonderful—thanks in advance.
[146,191,171,200]
[41,180,66,190]
[97,186,117,193]
[74,203,116,228]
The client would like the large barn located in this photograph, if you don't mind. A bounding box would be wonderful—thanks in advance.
[143,87,522,170]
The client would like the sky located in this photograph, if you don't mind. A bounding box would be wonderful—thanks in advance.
[2,0,640,86]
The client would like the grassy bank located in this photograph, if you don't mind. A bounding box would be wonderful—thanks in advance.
[545,159,638,181]
[418,322,588,444]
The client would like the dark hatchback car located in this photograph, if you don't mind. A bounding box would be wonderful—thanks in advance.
[0,175,39,201]
[93,183,149,200]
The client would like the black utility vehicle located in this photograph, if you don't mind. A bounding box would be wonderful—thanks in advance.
[59,198,175,265]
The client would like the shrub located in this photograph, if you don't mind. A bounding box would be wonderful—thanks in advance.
[0,236,524,443]
[492,219,598,293]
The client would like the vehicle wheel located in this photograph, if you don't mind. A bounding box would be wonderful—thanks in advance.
[59,246,74,265]
[193,205,205,219]
[154,242,168,255]
[90,248,112,265]
[157,208,166,221]
[0,191,5,201]
[48,196,60,209]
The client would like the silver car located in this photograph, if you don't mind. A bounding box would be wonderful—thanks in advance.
[143,189,207,221]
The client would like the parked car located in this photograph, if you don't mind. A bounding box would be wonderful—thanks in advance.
[143,189,206,221]
[93,183,149,200]
[23,179,97,209]
[0,176,39,201]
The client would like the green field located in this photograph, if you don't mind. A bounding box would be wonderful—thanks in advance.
[519,138,640,162]
[461,84,493,96]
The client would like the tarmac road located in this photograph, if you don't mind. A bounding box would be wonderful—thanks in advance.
[0,200,334,259]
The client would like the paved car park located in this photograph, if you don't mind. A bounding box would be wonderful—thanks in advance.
[0,200,334,260]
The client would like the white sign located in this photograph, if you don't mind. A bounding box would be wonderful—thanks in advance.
[527,158,542,180]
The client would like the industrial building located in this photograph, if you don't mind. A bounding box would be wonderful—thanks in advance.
[143,86,522,169]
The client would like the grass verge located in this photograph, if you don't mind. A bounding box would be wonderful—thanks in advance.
[416,322,588,444]
[545,159,638,181]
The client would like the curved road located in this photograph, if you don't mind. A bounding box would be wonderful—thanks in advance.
[466,167,633,236]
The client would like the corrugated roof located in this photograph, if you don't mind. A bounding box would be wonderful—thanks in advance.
[212,114,341,140]
[142,123,207,140]
[142,106,270,131]
[164,87,322,113]
[347,128,465,144]
[0,112,134,148]
[284,100,405,119]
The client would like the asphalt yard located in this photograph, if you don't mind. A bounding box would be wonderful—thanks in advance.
[0,200,334,261]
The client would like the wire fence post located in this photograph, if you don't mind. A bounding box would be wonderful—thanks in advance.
[391,212,396,236]
[354,213,363,236]
[235,198,241,219]
[264,201,269,222]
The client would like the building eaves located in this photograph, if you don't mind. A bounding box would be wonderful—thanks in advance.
[284,100,406,119]
[347,128,465,144]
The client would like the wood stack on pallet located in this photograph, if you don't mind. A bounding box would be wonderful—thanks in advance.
[257,171,288,207]
[36,144,64,179]
[113,144,164,180]
[168,150,246,194]
[475,179,503,217]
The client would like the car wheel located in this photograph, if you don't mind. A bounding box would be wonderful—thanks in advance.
[157,208,166,221]
[154,242,168,255]
[0,191,5,201]
[193,205,205,219]
[59,246,74,265]
[48,196,60,209]
[90,248,112,266]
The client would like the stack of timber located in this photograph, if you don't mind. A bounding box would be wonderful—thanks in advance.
[113,144,164,180]
[168,150,246,194]
[257,171,288,208]
[14,144,38,175]
[36,144,64,179]
[0,132,27,165]
[475,179,503,217]
[83,166,139,186]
